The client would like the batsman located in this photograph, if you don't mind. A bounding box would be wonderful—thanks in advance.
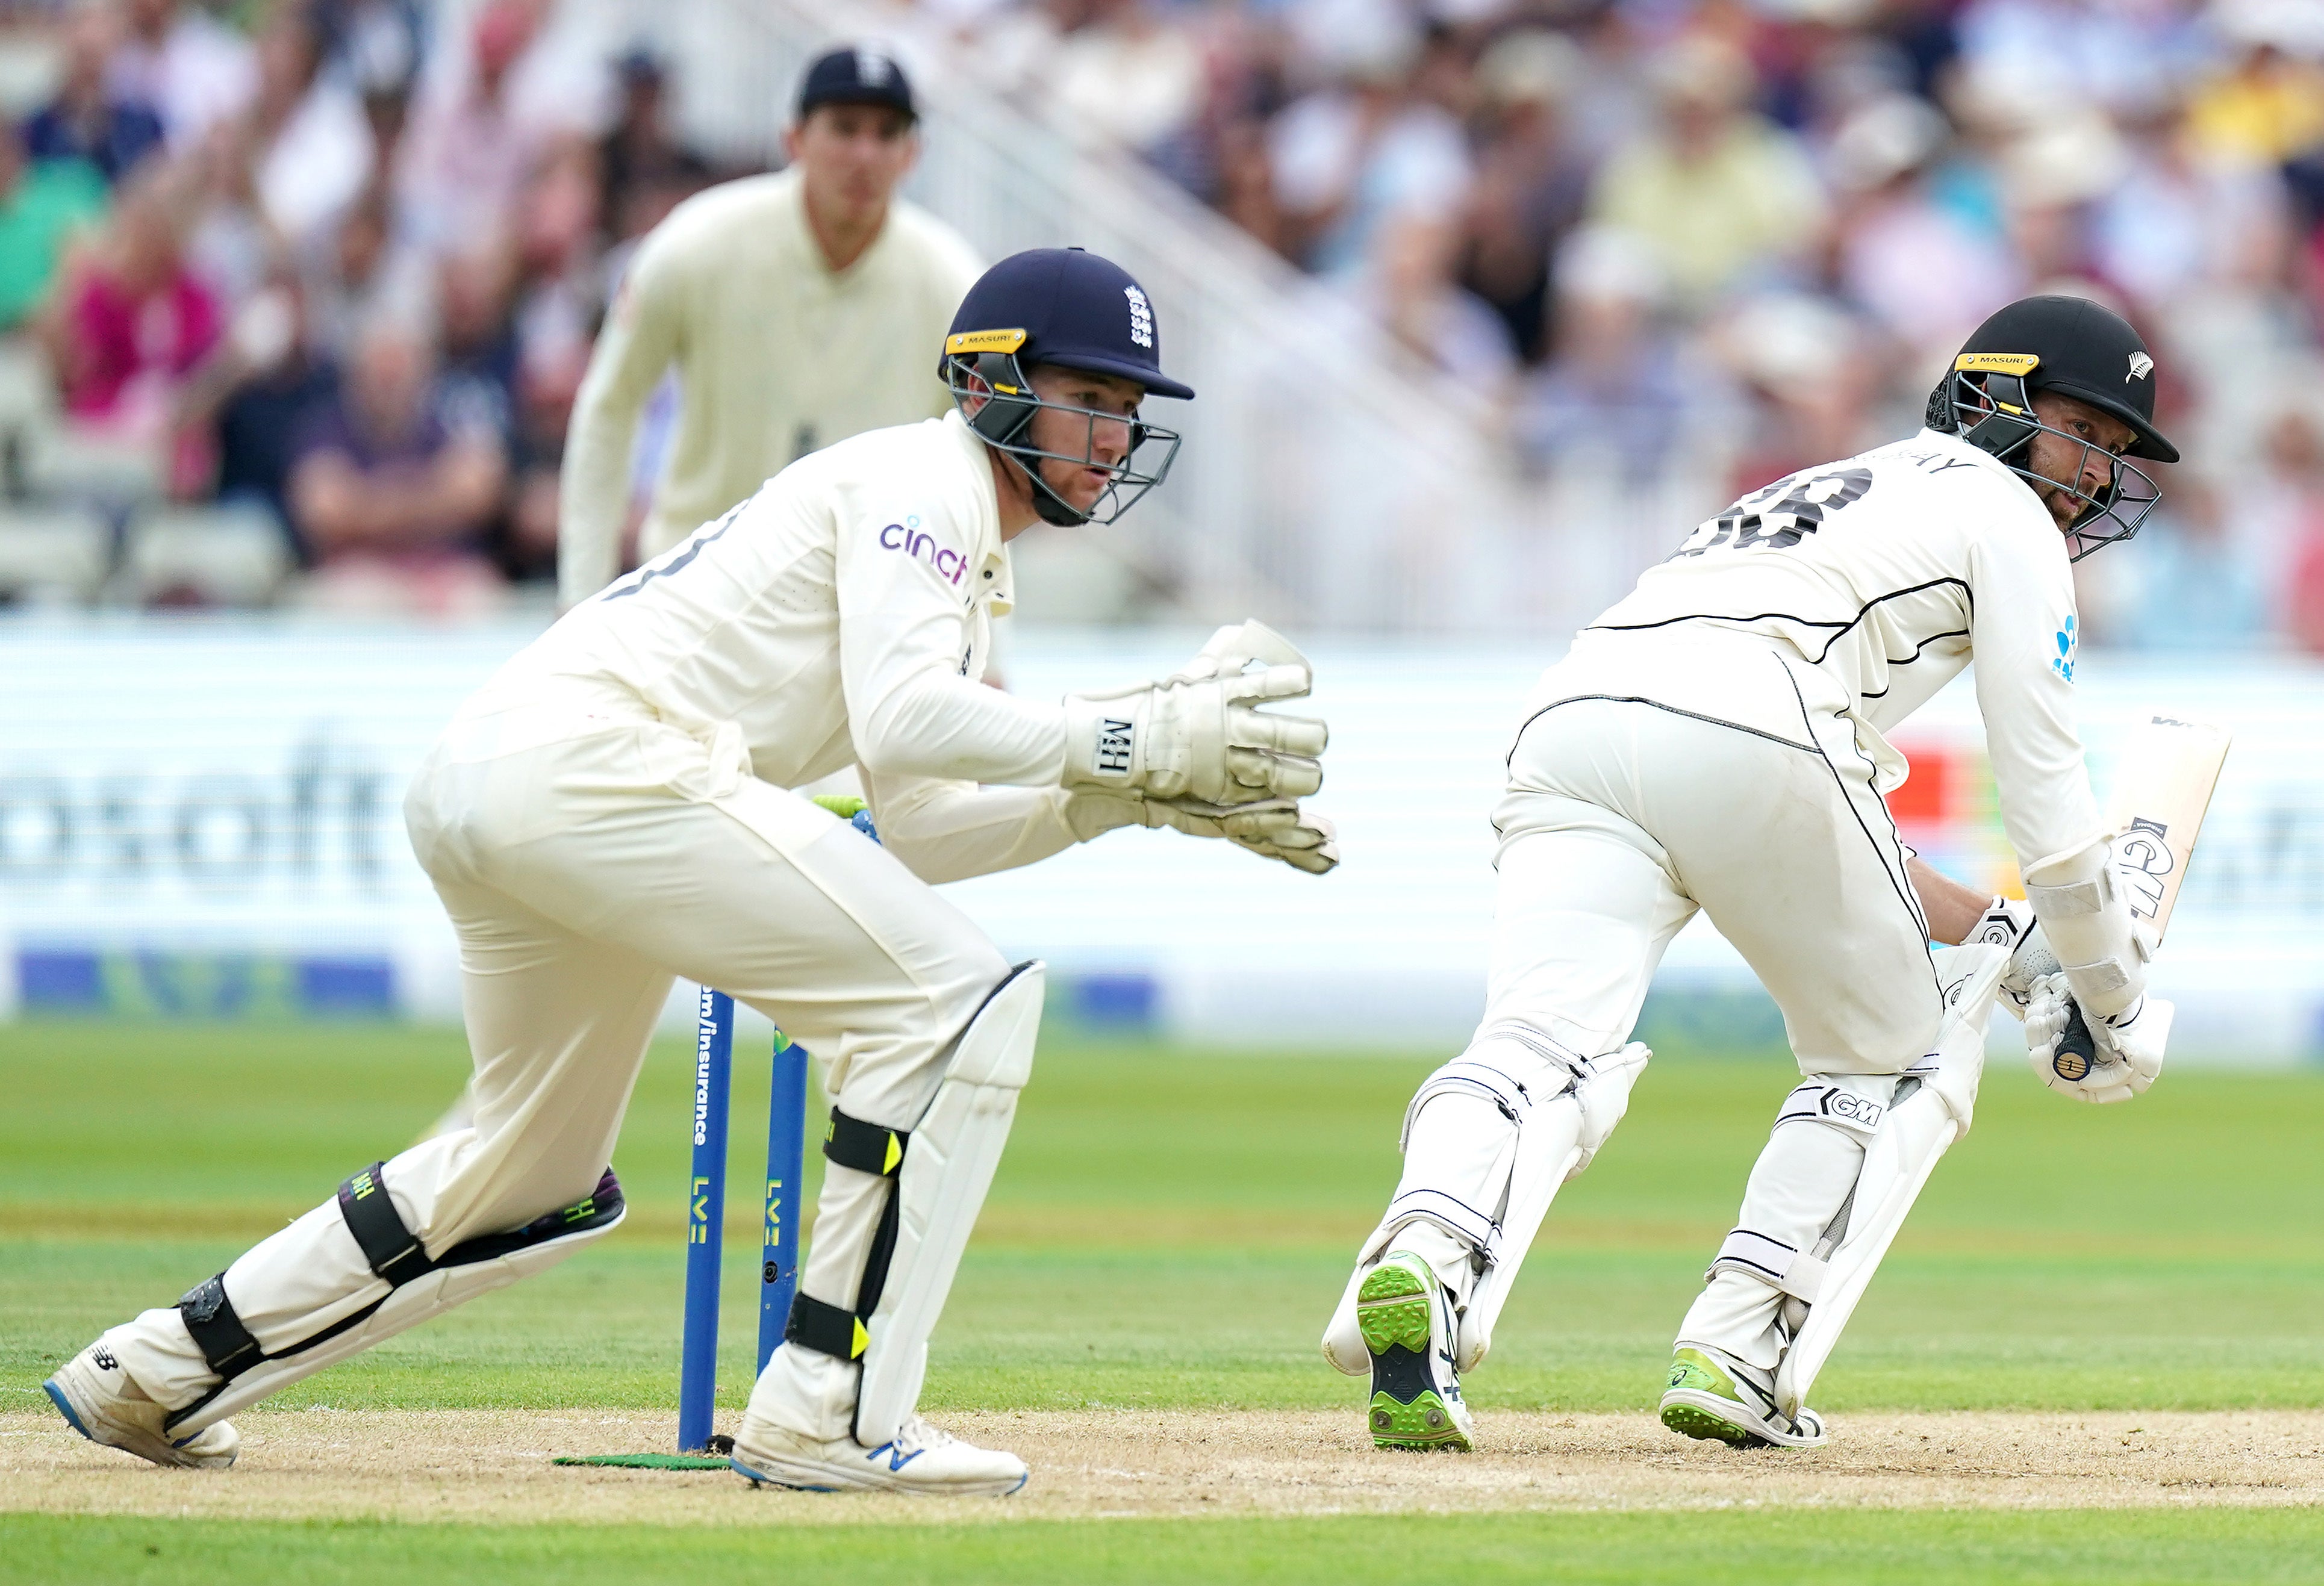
[1324,295,2184,1451]
[47,247,1335,1494]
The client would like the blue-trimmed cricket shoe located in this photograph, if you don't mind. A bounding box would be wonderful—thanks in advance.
[45,1340,240,1468]
[731,1411,1027,1495]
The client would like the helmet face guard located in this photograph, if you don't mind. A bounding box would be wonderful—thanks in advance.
[944,350,1181,527]
[1930,353,2162,562]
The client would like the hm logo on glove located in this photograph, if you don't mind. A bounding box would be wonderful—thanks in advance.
[1097,719,1135,775]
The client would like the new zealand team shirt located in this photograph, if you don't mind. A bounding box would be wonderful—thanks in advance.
[1533,428,2102,869]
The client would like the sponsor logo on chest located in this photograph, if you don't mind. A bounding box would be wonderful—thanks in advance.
[880,517,970,586]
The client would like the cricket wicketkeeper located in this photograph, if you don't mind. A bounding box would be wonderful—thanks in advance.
[48,247,1335,1494]
[1322,294,2181,1452]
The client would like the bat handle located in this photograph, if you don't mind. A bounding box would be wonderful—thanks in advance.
[2052,1001,2098,1082]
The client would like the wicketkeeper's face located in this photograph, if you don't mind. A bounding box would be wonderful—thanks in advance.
[1025,366,1146,517]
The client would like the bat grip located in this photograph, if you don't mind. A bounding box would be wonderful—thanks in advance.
[2052,1001,2099,1083]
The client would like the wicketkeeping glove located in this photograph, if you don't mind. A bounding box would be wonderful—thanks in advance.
[1142,796,1339,875]
[1061,620,1327,806]
[2025,971,2172,1104]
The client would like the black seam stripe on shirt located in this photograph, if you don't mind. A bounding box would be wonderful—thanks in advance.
[1779,659,1944,1009]
[1858,628,1973,699]
[1504,695,1818,779]
[1584,577,1976,666]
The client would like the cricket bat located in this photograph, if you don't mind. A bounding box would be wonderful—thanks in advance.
[2049,715,2232,1080]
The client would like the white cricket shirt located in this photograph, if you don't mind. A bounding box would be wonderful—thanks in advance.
[558,168,983,608]
[506,412,1100,882]
[1527,428,2103,868]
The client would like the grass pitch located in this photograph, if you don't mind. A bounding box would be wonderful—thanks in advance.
[5,1020,2324,1580]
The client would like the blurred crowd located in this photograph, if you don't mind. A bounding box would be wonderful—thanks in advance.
[931,0,2324,650]
[0,0,725,612]
[3,0,2323,645]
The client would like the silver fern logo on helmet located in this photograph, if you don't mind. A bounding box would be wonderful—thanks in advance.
[1124,285,1153,350]
[2127,352,2154,382]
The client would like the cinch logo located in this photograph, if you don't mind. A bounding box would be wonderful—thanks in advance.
[880,518,968,586]
[1124,285,1153,349]
[2053,614,2077,682]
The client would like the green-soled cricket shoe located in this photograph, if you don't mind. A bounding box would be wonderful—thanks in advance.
[1658,1346,1827,1449]
[1359,1251,1474,1451]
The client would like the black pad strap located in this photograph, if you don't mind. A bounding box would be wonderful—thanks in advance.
[823,1110,907,1178]
[337,1162,434,1286]
[437,1169,626,1269]
[785,1292,868,1361]
[176,1274,264,1382]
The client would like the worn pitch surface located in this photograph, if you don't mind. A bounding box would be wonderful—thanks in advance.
[5,1408,2322,1525]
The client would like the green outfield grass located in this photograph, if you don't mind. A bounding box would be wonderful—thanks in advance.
[5,1021,2322,1419]
[10,1507,2324,1586]
[5,1020,2324,1581]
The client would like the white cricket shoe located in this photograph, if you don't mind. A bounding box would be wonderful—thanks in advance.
[1659,1345,1827,1449]
[45,1342,240,1469]
[729,1411,1028,1496]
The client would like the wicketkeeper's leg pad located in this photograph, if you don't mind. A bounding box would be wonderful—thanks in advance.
[784,960,1045,1448]
[163,1166,625,1437]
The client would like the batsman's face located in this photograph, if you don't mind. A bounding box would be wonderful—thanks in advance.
[787,104,918,219]
[1027,367,1145,515]
[2025,392,2138,533]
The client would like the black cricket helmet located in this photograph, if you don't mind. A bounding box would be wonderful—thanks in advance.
[939,247,1192,527]
[1927,294,2179,560]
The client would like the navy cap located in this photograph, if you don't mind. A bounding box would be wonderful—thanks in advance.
[944,247,1194,400]
[797,45,916,123]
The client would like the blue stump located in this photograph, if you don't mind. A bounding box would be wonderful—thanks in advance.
[677,987,734,1452]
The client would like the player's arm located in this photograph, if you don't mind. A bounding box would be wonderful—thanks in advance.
[855,771,1128,883]
[836,513,1070,785]
[558,233,686,609]
[1966,523,2160,1071]
[1905,856,1988,945]
[836,506,1326,800]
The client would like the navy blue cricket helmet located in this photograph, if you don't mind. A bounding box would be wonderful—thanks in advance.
[940,247,1191,526]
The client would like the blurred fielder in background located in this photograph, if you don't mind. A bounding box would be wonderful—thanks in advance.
[1324,294,2181,1454]
[46,247,1336,1494]
[557,43,981,608]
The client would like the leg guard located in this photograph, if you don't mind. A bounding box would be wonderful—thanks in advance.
[783,960,1044,1449]
[1322,1026,1647,1376]
[163,1166,625,1437]
[1766,944,2007,1422]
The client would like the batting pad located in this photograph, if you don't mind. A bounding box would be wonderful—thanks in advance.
[1772,944,2007,1421]
[853,960,1045,1448]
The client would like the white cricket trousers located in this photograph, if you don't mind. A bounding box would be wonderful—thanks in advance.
[105,682,1010,1423]
[1387,692,1945,1363]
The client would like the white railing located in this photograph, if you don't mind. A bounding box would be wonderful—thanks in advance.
[610,0,1724,634]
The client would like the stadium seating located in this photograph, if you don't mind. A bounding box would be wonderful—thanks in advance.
[123,502,290,608]
[0,503,110,605]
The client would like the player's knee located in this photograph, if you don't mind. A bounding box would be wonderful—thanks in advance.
[920,931,1014,1031]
